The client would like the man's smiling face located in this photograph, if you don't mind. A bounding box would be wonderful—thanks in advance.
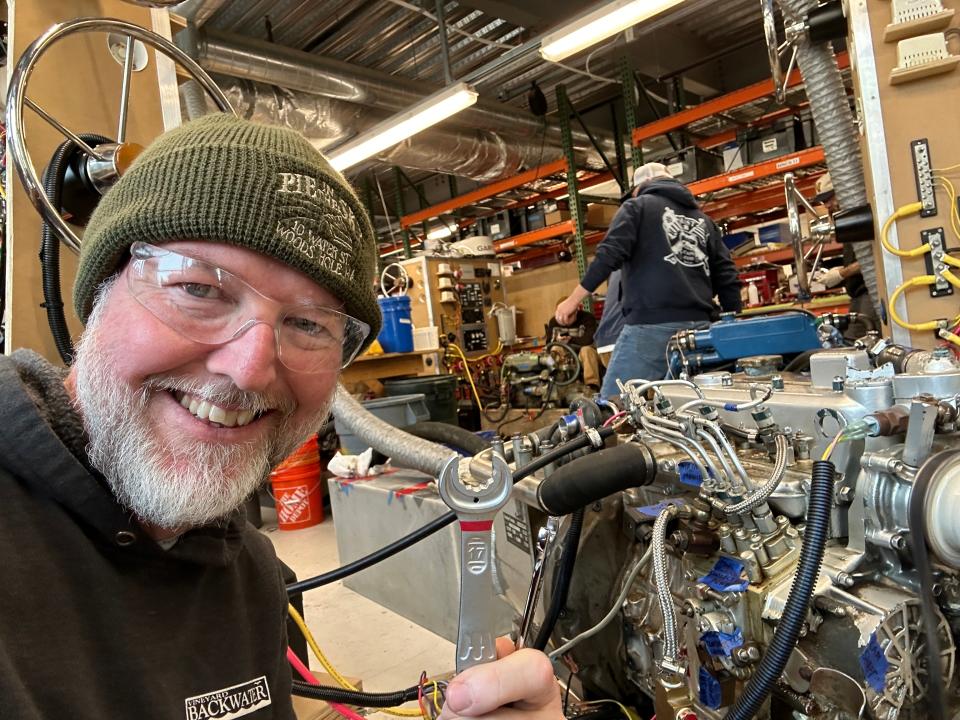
[69,240,341,536]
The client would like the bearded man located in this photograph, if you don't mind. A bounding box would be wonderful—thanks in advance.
[0,114,560,720]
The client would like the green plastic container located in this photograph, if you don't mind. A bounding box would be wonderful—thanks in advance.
[383,375,459,426]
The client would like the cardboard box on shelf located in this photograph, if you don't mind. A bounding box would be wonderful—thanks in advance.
[586,203,618,228]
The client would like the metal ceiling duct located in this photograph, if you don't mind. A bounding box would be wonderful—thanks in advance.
[184,77,581,182]
[177,26,616,166]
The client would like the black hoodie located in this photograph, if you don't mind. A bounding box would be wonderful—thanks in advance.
[0,350,295,719]
[581,178,742,325]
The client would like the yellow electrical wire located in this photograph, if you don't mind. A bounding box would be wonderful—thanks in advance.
[942,268,960,289]
[939,327,960,349]
[879,201,926,257]
[888,274,960,331]
[578,699,638,720]
[287,604,425,717]
[936,175,960,242]
[464,341,503,362]
[821,428,844,461]
[934,162,960,174]
[447,342,484,411]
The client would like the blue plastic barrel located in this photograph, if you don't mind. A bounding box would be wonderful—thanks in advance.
[377,296,414,353]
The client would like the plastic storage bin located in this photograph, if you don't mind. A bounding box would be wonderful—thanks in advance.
[334,393,430,454]
[383,375,459,426]
[377,296,414,353]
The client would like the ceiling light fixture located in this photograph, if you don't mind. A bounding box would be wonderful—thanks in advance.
[329,82,478,171]
[539,0,685,63]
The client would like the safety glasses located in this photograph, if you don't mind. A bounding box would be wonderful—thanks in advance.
[126,242,370,373]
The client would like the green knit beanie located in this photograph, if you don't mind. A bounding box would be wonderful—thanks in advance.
[76,113,381,350]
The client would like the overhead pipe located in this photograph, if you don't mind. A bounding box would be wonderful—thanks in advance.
[179,27,617,163]
[778,0,881,316]
[189,77,583,182]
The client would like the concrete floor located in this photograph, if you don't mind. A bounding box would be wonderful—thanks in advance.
[262,507,454,718]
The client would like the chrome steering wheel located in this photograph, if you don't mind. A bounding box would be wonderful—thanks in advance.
[380,262,411,297]
[6,17,235,253]
[784,172,835,301]
[761,0,799,104]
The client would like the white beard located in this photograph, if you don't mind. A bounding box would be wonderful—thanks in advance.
[72,281,331,532]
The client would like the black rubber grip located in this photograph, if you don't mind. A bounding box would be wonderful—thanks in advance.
[536,442,657,515]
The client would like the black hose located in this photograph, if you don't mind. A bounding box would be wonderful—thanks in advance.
[532,507,585,651]
[285,511,456,596]
[725,460,835,720]
[40,134,111,365]
[537,442,657,516]
[286,427,614,597]
[783,348,818,374]
[290,680,420,706]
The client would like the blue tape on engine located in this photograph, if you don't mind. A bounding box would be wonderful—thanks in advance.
[699,557,750,591]
[677,461,703,487]
[860,632,889,693]
[724,403,737,411]
[701,628,744,657]
[636,498,685,518]
[698,666,722,710]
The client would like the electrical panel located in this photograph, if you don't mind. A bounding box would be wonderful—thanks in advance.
[399,256,507,356]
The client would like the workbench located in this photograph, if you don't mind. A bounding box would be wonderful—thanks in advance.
[340,349,441,388]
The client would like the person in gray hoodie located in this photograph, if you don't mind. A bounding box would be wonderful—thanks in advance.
[556,163,741,396]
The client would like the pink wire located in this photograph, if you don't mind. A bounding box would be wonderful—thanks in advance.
[602,411,628,428]
[286,647,367,720]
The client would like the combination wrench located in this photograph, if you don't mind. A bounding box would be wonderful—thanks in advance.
[437,449,513,673]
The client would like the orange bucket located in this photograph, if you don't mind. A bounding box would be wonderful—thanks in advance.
[271,436,324,530]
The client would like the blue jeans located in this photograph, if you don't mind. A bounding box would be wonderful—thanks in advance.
[600,321,705,398]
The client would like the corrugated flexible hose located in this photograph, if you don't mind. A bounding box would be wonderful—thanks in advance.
[331,384,457,478]
[725,460,835,720]
[778,0,880,317]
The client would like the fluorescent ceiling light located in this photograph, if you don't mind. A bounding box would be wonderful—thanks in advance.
[329,82,478,171]
[539,0,685,63]
[427,225,455,241]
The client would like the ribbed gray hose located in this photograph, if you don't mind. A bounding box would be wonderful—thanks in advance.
[332,385,456,478]
[779,0,880,316]
[709,434,789,515]
[179,79,213,120]
[652,505,681,670]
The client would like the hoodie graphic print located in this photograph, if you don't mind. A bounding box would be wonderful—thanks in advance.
[661,206,710,276]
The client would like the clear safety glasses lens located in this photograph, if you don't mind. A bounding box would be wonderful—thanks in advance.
[127,242,370,372]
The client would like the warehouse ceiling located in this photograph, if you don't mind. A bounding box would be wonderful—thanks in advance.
[175,0,774,241]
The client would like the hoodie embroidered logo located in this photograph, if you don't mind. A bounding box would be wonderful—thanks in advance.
[184,676,271,719]
[661,206,709,276]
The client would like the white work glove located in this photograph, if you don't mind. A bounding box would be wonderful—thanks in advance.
[821,266,844,288]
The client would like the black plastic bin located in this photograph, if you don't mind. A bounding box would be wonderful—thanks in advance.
[383,375,459,426]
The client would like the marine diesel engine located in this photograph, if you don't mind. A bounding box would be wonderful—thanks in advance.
[527,341,960,720]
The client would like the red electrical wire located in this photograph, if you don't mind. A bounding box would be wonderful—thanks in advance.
[286,647,367,720]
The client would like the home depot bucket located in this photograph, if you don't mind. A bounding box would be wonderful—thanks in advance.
[271,436,323,530]
[377,295,414,353]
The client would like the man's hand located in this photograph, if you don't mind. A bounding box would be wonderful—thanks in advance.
[555,299,580,326]
[440,638,562,720]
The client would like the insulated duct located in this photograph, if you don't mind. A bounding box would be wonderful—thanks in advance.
[178,27,614,169]
[331,385,456,478]
[778,0,881,316]
[183,77,576,182]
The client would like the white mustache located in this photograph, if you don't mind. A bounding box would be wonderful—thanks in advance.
[141,375,296,416]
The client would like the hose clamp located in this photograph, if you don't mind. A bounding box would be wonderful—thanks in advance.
[585,426,603,449]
